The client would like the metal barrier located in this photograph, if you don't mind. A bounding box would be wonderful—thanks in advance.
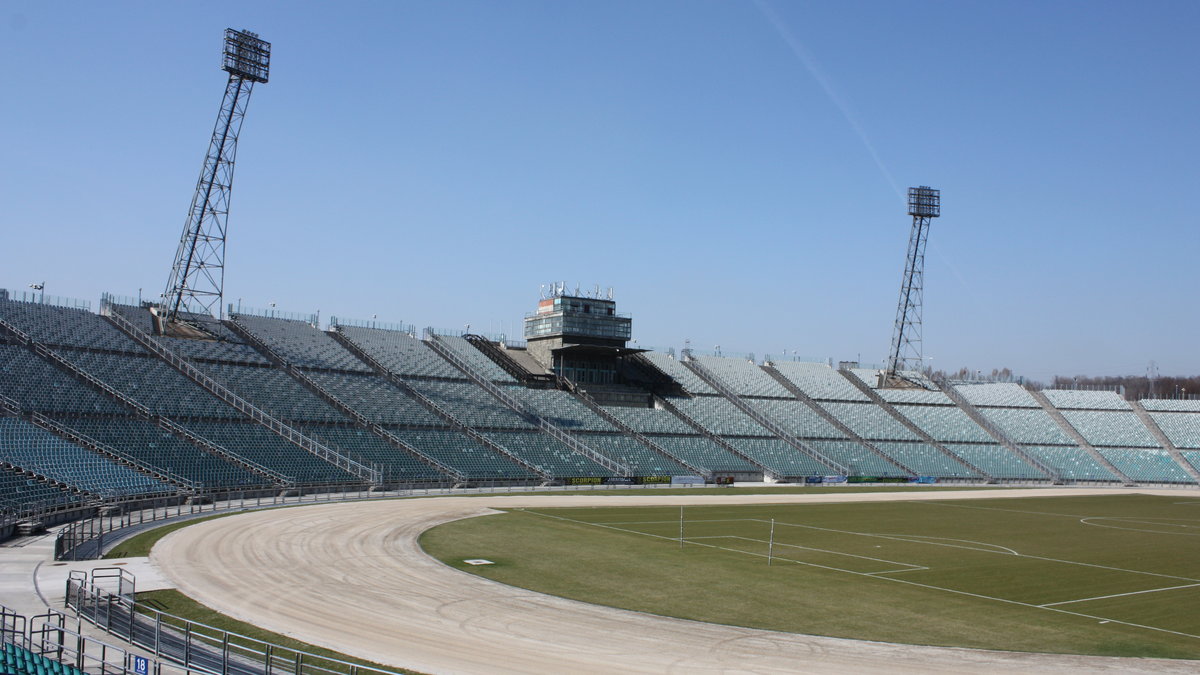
[53,481,708,561]
[2,603,202,675]
[67,577,404,675]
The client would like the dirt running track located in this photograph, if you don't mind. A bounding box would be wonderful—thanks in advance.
[152,488,1200,674]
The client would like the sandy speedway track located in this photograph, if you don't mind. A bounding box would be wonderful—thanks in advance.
[152,488,1198,674]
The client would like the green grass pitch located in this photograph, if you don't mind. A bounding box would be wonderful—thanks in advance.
[420,493,1200,659]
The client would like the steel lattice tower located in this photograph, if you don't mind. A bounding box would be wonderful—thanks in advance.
[885,186,940,384]
[160,29,270,327]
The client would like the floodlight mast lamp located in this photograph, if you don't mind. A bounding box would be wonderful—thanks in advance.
[161,29,270,324]
[885,186,940,383]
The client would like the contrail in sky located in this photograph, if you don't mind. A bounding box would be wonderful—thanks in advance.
[753,0,903,201]
[755,1,979,304]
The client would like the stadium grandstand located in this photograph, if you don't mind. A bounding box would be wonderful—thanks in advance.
[3,286,1200,538]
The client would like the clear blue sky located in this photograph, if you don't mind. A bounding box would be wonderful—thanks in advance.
[3,1,1197,381]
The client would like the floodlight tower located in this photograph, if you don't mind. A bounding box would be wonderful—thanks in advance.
[159,29,270,332]
[883,186,940,387]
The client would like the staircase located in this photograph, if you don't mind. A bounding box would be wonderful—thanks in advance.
[683,358,850,476]
[0,392,22,417]
[1,315,295,487]
[330,328,554,482]
[760,365,909,476]
[1027,389,1133,485]
[28,412,197,492]
[101,304,382,486]
[624,353,687,397]
[425,332,632,478]
[650,394,775,478]
[0,316,153,418]
[1130,401,1200,484]
[936,379,1058,483]
[463,334,555,386]
[226,317,465,484]
[560,377,712,480]
[837,370,990,481]
[156,416,294,487]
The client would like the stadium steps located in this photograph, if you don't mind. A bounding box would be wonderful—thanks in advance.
[27,412,196,492]
[1027,389,1132,485]
[425,331,632,478]
[837,369,990,481]
[226,316,466,484]
[558,377,712,480]
[650,395,772,479]
[1129,401,1200,484]
[463,334,555,386]
[102,303,380,487]
[623,353,688,397]
[0,313,294,488]
[683,357,850,476]
[938,379,1059,482]
[330,327,555,482]
[760,364,909,476]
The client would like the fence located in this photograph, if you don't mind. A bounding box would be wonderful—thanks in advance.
[67,576,408,675]
[0,289,91,310]
[3,603,205,675]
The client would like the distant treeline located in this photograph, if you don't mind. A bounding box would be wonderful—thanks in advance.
[925,367,1200,401]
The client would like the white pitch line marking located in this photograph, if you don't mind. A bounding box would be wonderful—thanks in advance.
[1039,582,1200,608]
[521,509,1200,642]
[752,519,1200,583]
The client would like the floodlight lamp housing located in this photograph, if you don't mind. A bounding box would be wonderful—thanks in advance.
[223,29,270,83]
[907,186,940,218]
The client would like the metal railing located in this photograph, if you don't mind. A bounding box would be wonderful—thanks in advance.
[28,413,197,491]
[935,377,1059,482]
[759,364,903,476]
[1027,389,1132,486]
[649,394,773,477]
[1129,401,1200,484]
[425,331,631,478]
[67,577,403,675]
[225,316,463,484]
[836,369,993,481]
[0,315,155,418]
[683,358,849,476]
[156,417,294,487]
[101,304,381,486]
[561,376,712,480]
[329,328,552,481]
[4,603,204,675]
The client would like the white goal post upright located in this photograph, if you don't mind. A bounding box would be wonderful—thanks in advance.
[679,506,684,550]
[768,518,775,566]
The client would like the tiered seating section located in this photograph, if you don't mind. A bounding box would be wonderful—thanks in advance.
[2,292,1199,519]
[2,642,86,675]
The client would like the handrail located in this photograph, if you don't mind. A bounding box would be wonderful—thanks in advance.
[101,303,381,486]
[1129,401,1200,485]
[650,394,776,477]
[562,376,712,480]
[28,413,197,491]
[0,316,155,418]
[935,377,1059,482]
[330,327,553,481]
[683,357,850,476]
[156,416,294,487]
[1027,389,1133,486]
[759,364,907,476]
[65,577,408,675]
[425,331,632,478]
[463,334,554,385]
[837,369,992,481]
[225,315,465,483]
[0,392,21,416]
